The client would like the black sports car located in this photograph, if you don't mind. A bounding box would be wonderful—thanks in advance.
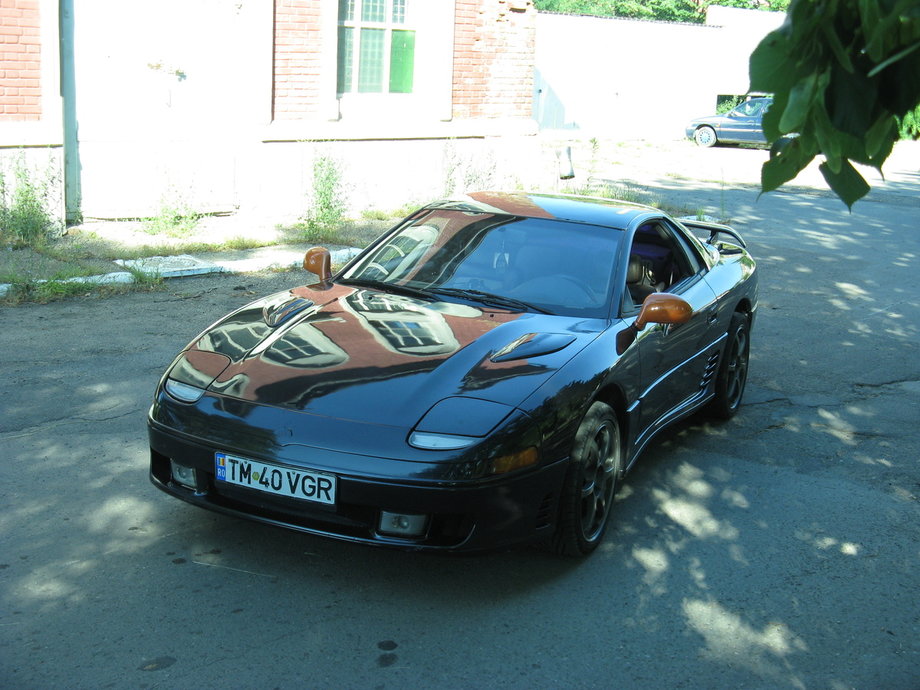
[148,192,757,556]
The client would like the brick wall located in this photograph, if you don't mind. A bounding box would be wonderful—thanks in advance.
[273,0,324,119]
[453,0,535,120]
[0,0,41,121]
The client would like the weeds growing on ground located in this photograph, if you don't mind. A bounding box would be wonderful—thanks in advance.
[0,156,63,248]
[4,276,162,304]
[360,202,417,222]
[143,191,201,237]
[577,182,649,205]
[303,155,348,240]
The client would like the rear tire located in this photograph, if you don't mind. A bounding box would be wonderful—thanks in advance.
[708,311,750,419]
[551,402,622,557]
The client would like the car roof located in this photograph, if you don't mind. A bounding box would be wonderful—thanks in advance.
[424,191,657,230]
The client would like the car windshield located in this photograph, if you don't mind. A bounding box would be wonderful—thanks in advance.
[340,209,624,318]
[733,99,768,117]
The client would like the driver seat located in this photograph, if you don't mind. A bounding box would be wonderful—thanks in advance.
[626,255,658,304]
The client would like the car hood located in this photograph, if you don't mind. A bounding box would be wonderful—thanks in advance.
[169,283,603,429]
[687,114,730,129]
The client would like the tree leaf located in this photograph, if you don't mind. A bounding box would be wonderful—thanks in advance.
[820,21,854,72]
[780,72,819,133]
[750,31,797,94]
[761,136,816,193]
[761,90,788,142]
[867,40,920,77]
[819,159,870,209]
[865,113,897,158]
[812,101,842,170]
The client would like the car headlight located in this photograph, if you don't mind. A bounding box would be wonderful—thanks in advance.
[164,379,206,403]
[162,350,231,403]
[409,396,514,450]
[409,398,541,475]
[408,431,478,450]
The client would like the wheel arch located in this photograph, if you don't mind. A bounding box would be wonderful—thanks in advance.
[731,297,755,327]
[589,382,630,476]
[734,297,753,314]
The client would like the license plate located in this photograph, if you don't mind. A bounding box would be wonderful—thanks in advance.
[214,452,336,505]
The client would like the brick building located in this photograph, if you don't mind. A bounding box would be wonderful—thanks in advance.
[1,0,542,222]
[1,1,780,223]
[0,0,42,121]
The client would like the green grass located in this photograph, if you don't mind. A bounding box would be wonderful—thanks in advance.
[360,202,418,221]
[281,219,387,249]
[0,156,63,248]
[3,274,163,304]
[142,195,201,238]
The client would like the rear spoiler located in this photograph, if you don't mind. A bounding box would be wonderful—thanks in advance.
[679,219,747,249]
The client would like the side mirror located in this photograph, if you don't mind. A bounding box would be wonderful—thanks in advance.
[635,293,692,331]
[616,293,693,355]
[303,247,331,282]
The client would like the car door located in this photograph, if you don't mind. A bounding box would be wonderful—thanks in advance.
[623,219,721,445]
[722,99,766,144]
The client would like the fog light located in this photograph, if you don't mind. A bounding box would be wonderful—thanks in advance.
[378,511,428,538]
[170,460,198,490]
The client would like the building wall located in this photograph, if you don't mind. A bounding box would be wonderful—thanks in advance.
[0,0,42,120]
[64,0,541,220]
[273,0,328,121]
[453,0,535,119]
[0,2,786,224]
[1,0,62,223]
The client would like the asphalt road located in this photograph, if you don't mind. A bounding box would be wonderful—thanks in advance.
[1,155,918,688]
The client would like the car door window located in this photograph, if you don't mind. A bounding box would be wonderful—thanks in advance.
[622,219,704,313]
[733,100,763,118]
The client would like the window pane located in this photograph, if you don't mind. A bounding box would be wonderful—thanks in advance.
[362,0,385,22]
[337,27,354,93]
[392,0,406,23]
[389,30,415,93]
[338,0,354,21]
[358,28,384,92]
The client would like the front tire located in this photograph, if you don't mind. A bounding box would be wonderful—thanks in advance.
[694,126,717,147]
[551,402,622,557]
[708,312,750,419]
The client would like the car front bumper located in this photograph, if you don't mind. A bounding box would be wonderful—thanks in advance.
[148,415,568,553]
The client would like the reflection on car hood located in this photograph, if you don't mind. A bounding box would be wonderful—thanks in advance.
[178,284,602,427]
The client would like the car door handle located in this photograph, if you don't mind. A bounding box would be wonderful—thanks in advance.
[707,308,718,325]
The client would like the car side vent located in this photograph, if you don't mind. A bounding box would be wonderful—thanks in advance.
[534,492,555,530]
[700,351,721,389]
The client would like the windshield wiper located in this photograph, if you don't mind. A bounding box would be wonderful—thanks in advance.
[338,278,437,301]
[432,287,550,314]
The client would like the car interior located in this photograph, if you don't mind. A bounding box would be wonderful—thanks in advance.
[625,222,701,308]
